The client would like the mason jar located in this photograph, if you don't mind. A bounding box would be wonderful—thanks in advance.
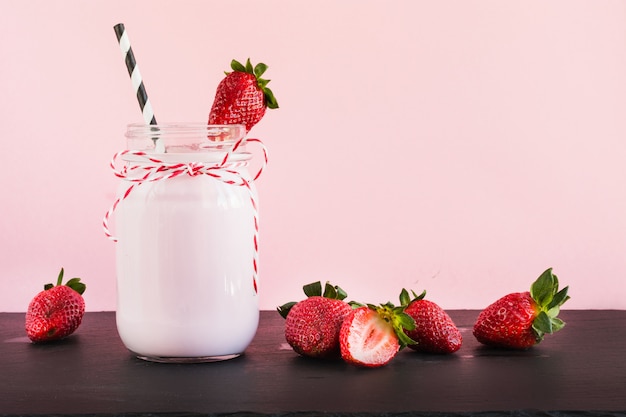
[112,123,261,363]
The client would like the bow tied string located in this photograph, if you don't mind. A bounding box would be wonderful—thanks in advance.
[103,137,267,242]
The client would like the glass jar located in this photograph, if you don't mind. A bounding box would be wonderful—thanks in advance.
[111,123,262,363]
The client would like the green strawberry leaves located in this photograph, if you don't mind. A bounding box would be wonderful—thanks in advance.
[301,281,347,300]
[230,58,279,110]
[399,288,426,307]
[529,268,570,340]
[230,59,247,73]
[43,268,86,295]
[323,282,348,300]
[277,281,348,319]
[302,281,323,297]
[253,63,268,79]
[276,302,296,319]
[530,268,570,312]
[370,302,416,349]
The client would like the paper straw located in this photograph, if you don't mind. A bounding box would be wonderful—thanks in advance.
[113,23,165,152]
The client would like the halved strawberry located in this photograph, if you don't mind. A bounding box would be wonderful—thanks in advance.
[278,281,353,358]
[339,303,416,368]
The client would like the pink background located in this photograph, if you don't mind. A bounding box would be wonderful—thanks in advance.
[1,1,625,312]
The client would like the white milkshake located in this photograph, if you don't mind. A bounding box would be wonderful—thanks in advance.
[113,124,260,362]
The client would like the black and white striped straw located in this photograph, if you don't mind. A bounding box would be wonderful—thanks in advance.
[113,23,164,152]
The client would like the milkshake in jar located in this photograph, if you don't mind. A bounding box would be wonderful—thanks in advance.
[111,123,262,363]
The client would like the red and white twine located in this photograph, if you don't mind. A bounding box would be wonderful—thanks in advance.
[103,137,267,293]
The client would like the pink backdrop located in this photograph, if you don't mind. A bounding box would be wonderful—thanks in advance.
[1,1,625,312]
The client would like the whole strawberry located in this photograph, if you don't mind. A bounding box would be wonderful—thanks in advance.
[400,289,462,354]
[339,302,416,368]
[278,281,352,358]
[473,268,569,349]
[209,58,278,133]
[25,268,86,343]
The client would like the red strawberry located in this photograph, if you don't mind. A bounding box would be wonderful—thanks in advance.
[339,302,416,368]
[400,289,462,354]
[25,268,86,343]
[278,281,352,358]
[208,58,278,133]
[473,268,570,349]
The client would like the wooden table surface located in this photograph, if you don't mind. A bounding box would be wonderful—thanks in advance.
[1,310,625,416]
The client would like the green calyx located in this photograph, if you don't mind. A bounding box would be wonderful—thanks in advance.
[530,268,570,341]
[398,288,426,307]
[230,58,279,110]
[368,301,417,349]
[43,268,86,295]
[277,281,348,319]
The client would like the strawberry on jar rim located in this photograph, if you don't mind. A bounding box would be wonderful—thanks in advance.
[209,58,278,133]
[473,268,570,349]
[278,281,353,359]
[25,268,86,343]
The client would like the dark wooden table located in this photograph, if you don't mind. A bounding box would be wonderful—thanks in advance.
[1,310,625,416]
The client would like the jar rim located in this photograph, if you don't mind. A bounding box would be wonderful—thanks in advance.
[125,123,246,139]
[125,123,248,153]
